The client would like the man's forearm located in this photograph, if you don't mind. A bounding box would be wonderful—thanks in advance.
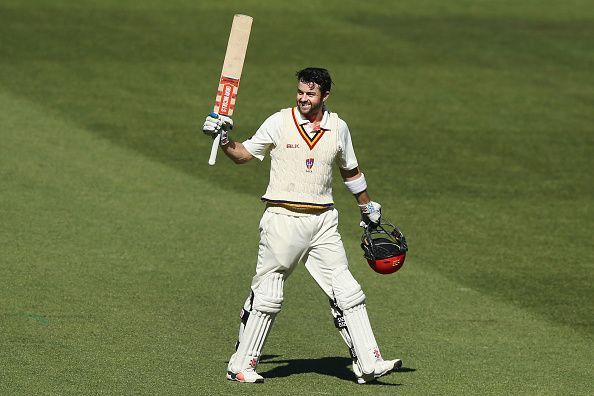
[221,139,254,164]
[354,190,371,205]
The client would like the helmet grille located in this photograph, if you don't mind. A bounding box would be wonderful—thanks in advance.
[371,237,402,259]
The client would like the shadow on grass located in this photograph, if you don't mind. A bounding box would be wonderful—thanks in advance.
[256,354,415,385]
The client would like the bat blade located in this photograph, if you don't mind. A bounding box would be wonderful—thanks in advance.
[208,14,253,166]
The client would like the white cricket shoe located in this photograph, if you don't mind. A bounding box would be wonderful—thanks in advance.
[353,358,402,384]
[226,368,265,383]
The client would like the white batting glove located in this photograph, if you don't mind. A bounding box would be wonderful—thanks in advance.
[359,201,382,227]
[202,113,233,145]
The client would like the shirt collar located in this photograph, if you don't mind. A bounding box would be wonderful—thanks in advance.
[294,106,331,130]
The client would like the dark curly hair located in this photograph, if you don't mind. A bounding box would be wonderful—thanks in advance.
[296,67,333,94]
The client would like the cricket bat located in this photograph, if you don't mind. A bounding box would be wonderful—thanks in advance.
[208,14,253,166]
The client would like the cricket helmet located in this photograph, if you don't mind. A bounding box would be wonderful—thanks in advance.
[361,222,408,275]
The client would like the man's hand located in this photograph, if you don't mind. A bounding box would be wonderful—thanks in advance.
[359,201,382,227]
[202,112,234,146]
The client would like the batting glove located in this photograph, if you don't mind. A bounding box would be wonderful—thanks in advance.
[202,112,233,145]
[359,201,382,228]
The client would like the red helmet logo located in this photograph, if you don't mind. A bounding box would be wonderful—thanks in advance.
[367,253,406,274]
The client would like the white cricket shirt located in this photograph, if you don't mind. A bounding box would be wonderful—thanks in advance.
[243,107,359,213]
[243,107,359,170]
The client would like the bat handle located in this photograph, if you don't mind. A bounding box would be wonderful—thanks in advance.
[207,112,221,166]
[208,134,221,165]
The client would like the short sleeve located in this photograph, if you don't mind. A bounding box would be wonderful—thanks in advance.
[337,119,359,170]
[242,112,282,161]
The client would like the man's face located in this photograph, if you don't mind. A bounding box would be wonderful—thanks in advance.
[296,80,328,118]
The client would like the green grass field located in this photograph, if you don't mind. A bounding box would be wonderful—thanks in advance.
[1,0,592,394]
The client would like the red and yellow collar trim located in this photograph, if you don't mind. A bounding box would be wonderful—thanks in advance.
[291,107,327,150]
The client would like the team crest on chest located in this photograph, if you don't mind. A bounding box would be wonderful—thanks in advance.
[305,158,314,172]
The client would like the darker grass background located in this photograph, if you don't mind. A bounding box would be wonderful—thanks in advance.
[1,0,592,394]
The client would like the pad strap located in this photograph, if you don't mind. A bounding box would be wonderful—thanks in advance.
[330,299,357,360]
[234,293,254,351]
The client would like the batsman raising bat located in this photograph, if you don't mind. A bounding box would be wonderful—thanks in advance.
[202,67,404,384]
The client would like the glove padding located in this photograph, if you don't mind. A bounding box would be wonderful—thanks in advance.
[359,201,382,228]
[202,112,233,145]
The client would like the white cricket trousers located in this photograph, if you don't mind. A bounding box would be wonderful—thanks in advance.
[229,206,381,375]
[250,207,350,297]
